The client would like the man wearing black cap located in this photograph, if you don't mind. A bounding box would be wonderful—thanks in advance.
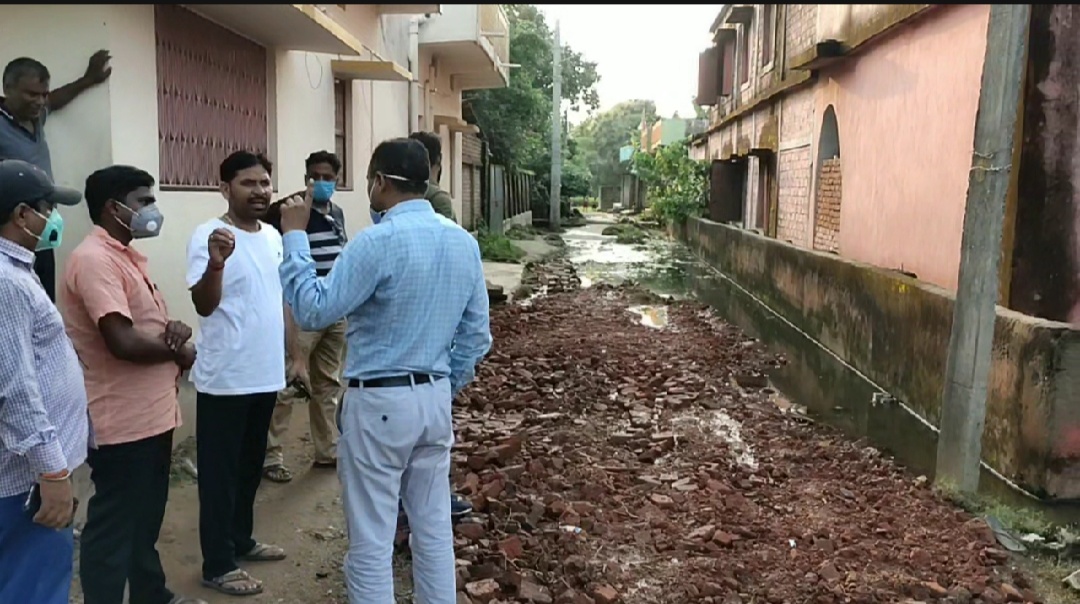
[0,158,89,604]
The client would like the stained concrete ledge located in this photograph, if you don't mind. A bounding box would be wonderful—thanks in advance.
[676,217,1080,500]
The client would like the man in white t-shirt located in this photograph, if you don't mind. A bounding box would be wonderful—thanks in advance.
[184,151,287,598]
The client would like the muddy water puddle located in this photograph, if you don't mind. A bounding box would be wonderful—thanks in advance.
[562,218,1080,524]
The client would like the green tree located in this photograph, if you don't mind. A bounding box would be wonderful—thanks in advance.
[574,99,658,192]
[630,139,709,225]
[465,4,600,175]
[560,136,591,198]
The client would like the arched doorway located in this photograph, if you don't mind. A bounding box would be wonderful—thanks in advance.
[813,105,842,253]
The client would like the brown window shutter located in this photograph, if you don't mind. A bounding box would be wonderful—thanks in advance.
[695,47,721,106]
[155,5,268,188]
[721,40,736,96]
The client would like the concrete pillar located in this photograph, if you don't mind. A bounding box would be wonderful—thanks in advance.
[452,131,464,223]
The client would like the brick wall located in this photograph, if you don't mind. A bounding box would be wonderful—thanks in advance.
[784,4,818,69]
[462,133,483,165]
[776,147,811,243]
[813,157,842,252]
[774,87,815,245]
[779,87,814,143]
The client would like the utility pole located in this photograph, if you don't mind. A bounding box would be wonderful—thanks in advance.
[549,20,562,229]
[936,4,1030,494]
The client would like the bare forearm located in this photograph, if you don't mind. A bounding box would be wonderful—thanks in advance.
[46,76,92,112]
[284,304,303,360]
[106,330,182,364]
[191,267,224,317]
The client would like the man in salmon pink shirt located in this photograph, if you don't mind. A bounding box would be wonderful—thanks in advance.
[61,165,204,604]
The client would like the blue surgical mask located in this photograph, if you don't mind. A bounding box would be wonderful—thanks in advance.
[312,180,335,204]
[369,208,385,225]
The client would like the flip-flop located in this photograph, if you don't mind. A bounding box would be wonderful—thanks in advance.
[238,542,287,562]
[200,569,263,597]
[168,596,209,604]
[262,465,293,483]
[312,459,337,469]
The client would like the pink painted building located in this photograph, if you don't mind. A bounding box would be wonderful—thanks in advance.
[693,4,990,292]
[688,5,1080,500]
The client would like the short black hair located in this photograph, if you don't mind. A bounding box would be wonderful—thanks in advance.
[408,131,442,166]
[84,165,156,224]
[3,57,49,90]
[305,150,341,175]
[370,138,430,196]
[220,151,273,182]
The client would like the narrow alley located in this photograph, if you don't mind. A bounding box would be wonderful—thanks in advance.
[91,217,1048,604]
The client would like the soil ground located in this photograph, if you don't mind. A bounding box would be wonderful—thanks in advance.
[70,258,1054,604]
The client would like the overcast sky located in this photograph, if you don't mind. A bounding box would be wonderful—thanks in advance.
[535,4,722,124]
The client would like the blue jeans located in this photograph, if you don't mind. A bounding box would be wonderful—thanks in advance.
[0,491,74,604]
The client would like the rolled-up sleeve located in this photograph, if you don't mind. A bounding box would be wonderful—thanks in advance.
[0,281,66,474]
[449,243,492,397]
[280,229,385,332]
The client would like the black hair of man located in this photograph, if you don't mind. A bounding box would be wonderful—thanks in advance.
[220,150,273,182]
[305,150,342,175]
[2,57,49,90]
[84,165,156,224]
[408,131,442,166]
[370,138,430,196]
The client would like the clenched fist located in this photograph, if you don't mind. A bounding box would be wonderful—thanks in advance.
[208,227,235,265]
[279,182,314,234]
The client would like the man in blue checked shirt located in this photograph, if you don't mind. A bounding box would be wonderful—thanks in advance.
[278,137,492,604]
[0,159,88,604]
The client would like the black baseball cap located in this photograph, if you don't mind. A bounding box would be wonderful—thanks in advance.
[0,159,83,213]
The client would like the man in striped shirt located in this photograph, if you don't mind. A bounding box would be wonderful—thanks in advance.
[262,151,348,482]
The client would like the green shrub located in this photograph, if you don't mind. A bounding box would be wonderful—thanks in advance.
[476,230,526,263]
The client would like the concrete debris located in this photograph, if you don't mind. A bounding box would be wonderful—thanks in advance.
[444,264,1040,603]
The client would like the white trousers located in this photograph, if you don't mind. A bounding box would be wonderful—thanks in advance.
[338,379,456,604]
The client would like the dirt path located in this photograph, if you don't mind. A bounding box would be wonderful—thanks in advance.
[71,419,354,604]
[71,260,1044,604]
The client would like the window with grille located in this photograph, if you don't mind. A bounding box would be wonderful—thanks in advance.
[155,5,268,189]
[334,79,352,188]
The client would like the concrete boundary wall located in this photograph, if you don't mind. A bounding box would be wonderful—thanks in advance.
[676,217,1080,500]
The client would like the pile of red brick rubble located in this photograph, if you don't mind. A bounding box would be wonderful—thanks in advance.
[450,282,1040,604]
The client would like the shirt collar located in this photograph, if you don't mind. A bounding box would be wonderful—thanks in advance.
[384,199,433,219]
[90,225,148,263]
[0,235,34,267]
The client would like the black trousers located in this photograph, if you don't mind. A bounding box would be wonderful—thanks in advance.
[196,391,276,580]
[80,430,175,604]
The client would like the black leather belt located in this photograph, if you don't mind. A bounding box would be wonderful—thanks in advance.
[348,373,434,389]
